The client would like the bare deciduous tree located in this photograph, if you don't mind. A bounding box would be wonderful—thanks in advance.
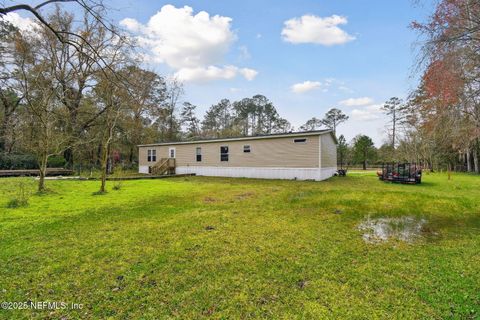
[15,31,67,191]
[382,97,407,150]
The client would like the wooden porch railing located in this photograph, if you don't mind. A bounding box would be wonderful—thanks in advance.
[150,158,176,175]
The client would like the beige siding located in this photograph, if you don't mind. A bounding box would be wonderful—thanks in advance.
[139,135,320,168]
[320,134,337,168]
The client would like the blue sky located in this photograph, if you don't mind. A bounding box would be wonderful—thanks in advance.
[10,0,435,145]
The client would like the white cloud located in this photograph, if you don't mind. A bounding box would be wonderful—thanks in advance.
[1,12,35,32]
[282,14,355,46]
[350,104,383,121]
[239,68,258,81]
[120,5,257,83]
[238,45,251,60]
[340,97,374,107]
[175,65,257,83]
[121,5,235,68]
[291,81,322,93]
[119,17,142,33]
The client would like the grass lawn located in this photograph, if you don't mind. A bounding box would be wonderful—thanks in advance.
[0,173,479,319]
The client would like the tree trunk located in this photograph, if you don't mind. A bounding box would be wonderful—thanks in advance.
[99,142,108,193]
[0,108,15,153]
[466,149,472,172]
[129,147,134,164]
[99,109,118,193]
[96,143,102,166]
[0,115,8,152]
[0,93,20,153]
[473,145,479,174]
[392,109,396,149]
[363,150,367,170]
[63,147,74,169]
[38,153,48,192]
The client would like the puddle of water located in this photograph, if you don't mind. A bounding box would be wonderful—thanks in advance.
[358,216,427,244]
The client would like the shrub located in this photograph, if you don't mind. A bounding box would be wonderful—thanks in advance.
[47,155,66,168]
[0,153,37,170]
[112,181,123,190]
[0,153,66,170]
[6,182,30,208]
[6,198,28,208]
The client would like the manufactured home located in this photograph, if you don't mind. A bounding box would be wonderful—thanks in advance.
[138,130,337,181]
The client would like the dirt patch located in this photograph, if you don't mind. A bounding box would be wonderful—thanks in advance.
[235,192,255,200]
[358,216,428,244]
[203,197,218,203]
[297,279,308,289]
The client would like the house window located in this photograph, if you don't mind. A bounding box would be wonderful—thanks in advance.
[220,146,229,161]
[243,145,251,153]
[147,149,156,162]
[294,138,307,143]
[169,147,176,158]
[196,147,202,162]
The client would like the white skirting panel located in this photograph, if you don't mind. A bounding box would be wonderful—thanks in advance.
[320,167,338,180]
[139,165,149,174]
[176,166,336,181]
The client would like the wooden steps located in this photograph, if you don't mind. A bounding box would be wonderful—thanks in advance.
[150,158,176,175]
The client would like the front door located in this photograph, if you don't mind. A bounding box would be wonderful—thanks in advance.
[169,147,176,159]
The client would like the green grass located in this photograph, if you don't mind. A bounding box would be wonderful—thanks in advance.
[0,173,479,319]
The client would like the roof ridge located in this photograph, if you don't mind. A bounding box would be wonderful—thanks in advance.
[138,130,333,147]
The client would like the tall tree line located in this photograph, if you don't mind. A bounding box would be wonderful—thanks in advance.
[0,10,297,178]
[368,1,480,174]
[200,95,292,139]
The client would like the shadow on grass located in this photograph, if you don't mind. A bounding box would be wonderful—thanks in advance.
[6,198,29,209]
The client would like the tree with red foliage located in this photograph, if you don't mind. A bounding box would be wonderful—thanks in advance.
[411,0,480,173]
